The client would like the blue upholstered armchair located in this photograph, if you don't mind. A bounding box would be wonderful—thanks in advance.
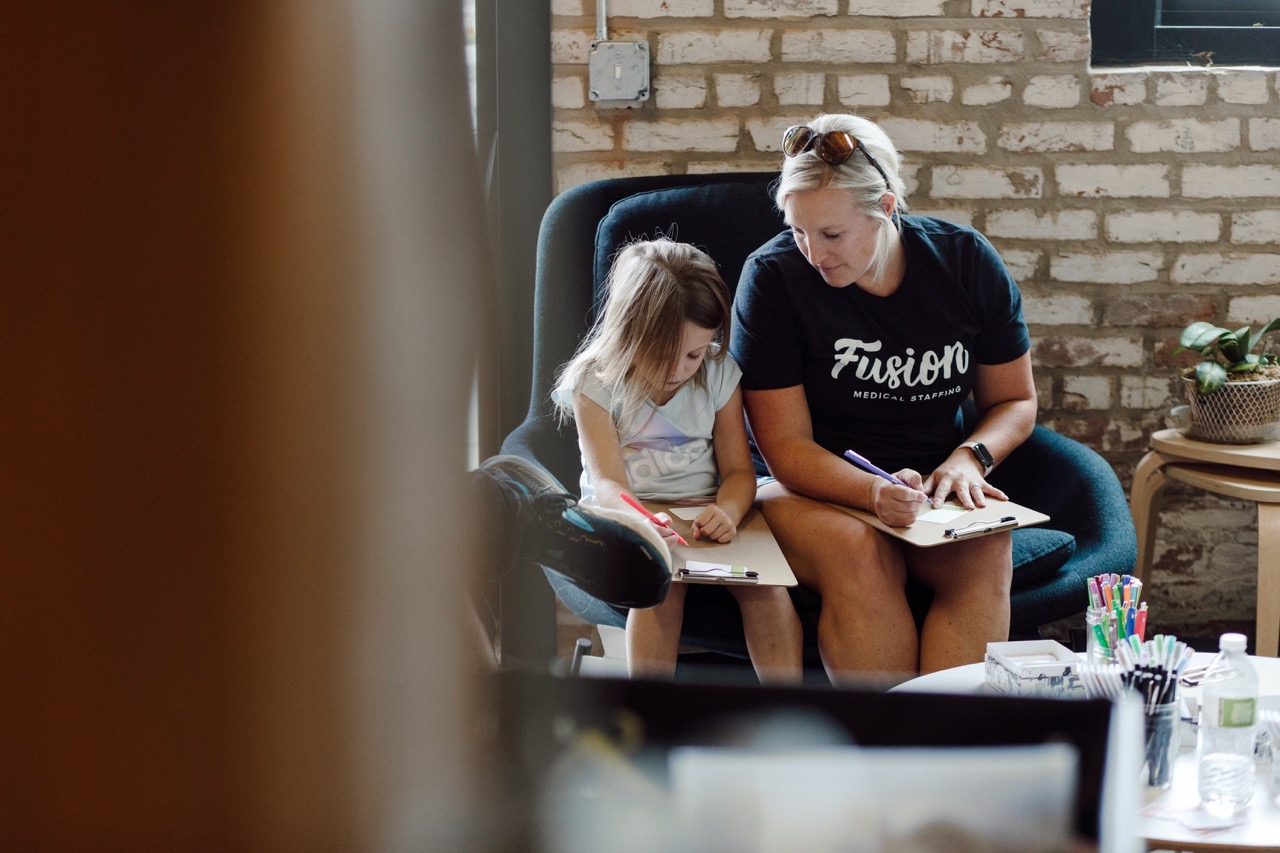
[500,172,1137,669]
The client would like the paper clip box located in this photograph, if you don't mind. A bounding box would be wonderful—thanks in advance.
[984,640,1083,698]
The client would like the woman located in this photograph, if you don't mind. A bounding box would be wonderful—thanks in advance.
[730,113,1037,684]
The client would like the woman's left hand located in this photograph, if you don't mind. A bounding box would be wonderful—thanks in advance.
[924,455,1008,510]
[693,503,737,543]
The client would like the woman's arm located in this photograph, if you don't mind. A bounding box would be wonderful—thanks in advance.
[924,351,1037,509]
[743,385,924,527]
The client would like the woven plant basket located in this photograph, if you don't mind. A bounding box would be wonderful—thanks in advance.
[1183,376,1280,444]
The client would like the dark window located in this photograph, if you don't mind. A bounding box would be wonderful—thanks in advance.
[1092,0,1280,66]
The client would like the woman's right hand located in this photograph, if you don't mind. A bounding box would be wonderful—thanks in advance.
[870,470,927,527]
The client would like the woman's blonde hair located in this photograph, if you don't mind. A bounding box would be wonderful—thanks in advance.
[554,238,731,427]
[775,113,909,285]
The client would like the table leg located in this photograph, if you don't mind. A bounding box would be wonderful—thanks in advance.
[1256,503,1280,657]
[1130,450,1174,584]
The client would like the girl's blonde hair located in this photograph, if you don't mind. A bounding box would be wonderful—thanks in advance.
[555,238,731,427]
[775,113,909,286]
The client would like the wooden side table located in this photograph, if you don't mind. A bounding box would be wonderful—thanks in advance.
[1130,428,1280,657]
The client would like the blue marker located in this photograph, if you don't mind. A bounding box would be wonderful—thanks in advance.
[843,448,911,487]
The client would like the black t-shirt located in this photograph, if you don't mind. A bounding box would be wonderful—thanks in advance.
[730,216,1029,476]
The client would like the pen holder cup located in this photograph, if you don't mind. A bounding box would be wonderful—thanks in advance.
[1085,607,1118,665]
[1143,702,1179,789]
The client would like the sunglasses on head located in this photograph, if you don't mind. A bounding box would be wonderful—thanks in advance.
[781,125,891,189]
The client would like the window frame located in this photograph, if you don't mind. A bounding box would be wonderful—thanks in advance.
[1092,0,1280,66]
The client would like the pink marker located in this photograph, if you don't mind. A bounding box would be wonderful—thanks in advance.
[620,492,689,546]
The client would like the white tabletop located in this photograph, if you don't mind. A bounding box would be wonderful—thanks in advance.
[893,653,1280,852]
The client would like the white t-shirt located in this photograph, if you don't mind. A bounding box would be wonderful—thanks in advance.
[555,354,743,504]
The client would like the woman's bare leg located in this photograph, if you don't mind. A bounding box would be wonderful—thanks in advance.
[625,581,688,679]
[907,531,1012,674]
[760,485,916,685]
[728,583,803,684]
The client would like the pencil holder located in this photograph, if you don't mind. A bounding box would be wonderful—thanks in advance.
[1085,607,1117,665]
[1143,701,1178,789]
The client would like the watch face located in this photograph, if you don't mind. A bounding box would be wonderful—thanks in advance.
[970,443,994,468]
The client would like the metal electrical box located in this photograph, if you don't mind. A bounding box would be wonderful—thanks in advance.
[588,40,649,106]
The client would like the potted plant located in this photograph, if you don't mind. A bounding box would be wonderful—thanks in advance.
[1174,319,1280,443]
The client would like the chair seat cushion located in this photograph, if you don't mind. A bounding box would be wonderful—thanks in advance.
[1011,528,1077,587]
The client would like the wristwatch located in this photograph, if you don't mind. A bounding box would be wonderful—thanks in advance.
[963,442,995,477]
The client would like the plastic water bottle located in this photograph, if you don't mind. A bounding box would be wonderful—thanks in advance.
[1197,633,1259,816]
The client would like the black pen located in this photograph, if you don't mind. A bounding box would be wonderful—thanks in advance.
[944,515,1017,539]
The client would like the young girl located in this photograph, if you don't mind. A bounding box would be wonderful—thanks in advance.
[553,238,802,682]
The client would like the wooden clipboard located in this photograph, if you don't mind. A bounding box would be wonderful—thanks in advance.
[644,502,797,587]
[829,498,1049,548]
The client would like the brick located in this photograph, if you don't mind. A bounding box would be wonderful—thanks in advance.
[905,30,1024,64]
[654,72,707,109]
[880,119,986,153]
[1217,69,1270,105]
[552,75,586,110]
[1250,118,1280,151]
[608,0,713,15]
[1153,71,1210,107]
[998,121,1113,152]
[932,165,1043,198]
[657,30,772,64]
[836,74,892,106]
[556,161,671,194]
[1105,211,1221,244]
[900,75,954,104]
[551,0,583,15]
[1173,253,1280,286]
[986,209,1096,240]
[1032,335,1145,367]
[1034,29,1091,62]
[1102,293,1216,326]
[1182,165,1280,198]
[1090,72,1148,107]
[726,0,837,17]
[912,207,975,226]
[1022,74,1080,107]
[1126,119,1240,154]
[714,73,762,107]
[687,160,778,175]
[551,28,595,64]
[774,72,826,105]
[999,248,1040,280]
[1022,293,1093,325]
[848,0,946,14]
[1063,375,1112,410]
[1120,375,1179,409]
[973,0,1089,17]
[1050,252,1162,284]
[623,117,740,152]
[553,120,615,152]
[1228,295,1280,326]
[1056,164,1170,198]
[961,75,1014,106]
[1233,210,1280,244]
[781,29,896,63]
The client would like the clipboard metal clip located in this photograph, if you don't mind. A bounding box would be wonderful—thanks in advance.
[944,515,1018,539]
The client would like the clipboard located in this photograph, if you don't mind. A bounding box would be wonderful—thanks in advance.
[829,498,1049,548]
[642,501,798,586]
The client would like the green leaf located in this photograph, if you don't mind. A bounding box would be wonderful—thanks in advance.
[1180,322,1228,351]
[1194,360,1227,394]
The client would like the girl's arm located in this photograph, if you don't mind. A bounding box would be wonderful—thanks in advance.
[698,386,758,542]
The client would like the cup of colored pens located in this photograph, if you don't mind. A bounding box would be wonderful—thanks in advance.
[1079,634,1194,789]
[1084,573,1147,665]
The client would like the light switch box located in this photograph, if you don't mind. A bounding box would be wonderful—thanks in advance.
[588,40,649,104]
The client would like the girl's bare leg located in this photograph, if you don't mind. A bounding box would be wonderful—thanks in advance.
[625,581,687,679]
[728,583,803,684]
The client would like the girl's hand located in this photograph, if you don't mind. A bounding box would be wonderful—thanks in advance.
[692,504,737,543]
[872,469,927,527]
[923,458,1008,510]
[649,511,683,544]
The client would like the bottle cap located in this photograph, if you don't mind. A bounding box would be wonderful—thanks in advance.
[1219,632,1248,653]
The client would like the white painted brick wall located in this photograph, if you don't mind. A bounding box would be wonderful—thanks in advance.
[608,0,713,16]
[1000,248,1041,280]
[714,73,762,107]
[1063,375,1112,409]
[1022,74,1080,108]
[781,29,896,63]
[726,0,838,17]
[1251,118,1280,152]
[986,209,1097,240]
[901,75,955,104]
[774,72,826,105]
[552,75,586,109]
[962,75,1013,106]
[1023,293,1093,325]
[654,72,707,109]
[848,0,946,15]
[1034,335,1145,367]
[1120,375,1175,409]
[1229,294,1280,325]
[657,30,772,64]
[1153,71,1210,106]
[880,119,986,153]
[552,120,615,152]
[1217,69,1271,105]
[1183,165,1280,198]
[932,165,1043,198]
[905,29,1024,64]
[1105,211,1221,243]
[1034,29,1090,62]
[623,117,740,152]
[973,0,1089,18]
[1090,72,1147,107]
[837,74,892,106]
[1126,119,1240,154]
[998,121,1113,152]
[1173,253,1280,286]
